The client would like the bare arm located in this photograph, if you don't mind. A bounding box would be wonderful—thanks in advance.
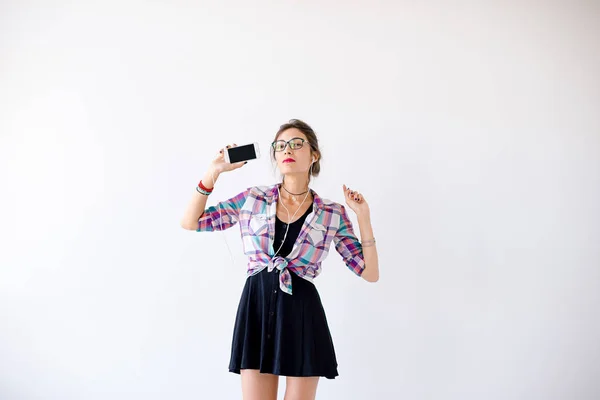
[356,213,379,282]
[341,184,379,282]
[180,144,246,231]
[180,167,221,230]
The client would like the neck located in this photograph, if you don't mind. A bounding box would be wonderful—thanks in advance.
[281,174,310,197]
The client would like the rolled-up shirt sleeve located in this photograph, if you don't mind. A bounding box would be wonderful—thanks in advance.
[333,204,365,276]
[197,188,250,232]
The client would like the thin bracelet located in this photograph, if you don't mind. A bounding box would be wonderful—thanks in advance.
[361,238,376,247]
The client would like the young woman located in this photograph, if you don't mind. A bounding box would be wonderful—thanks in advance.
[181,119,379,400]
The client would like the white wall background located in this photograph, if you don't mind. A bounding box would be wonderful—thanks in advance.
[1,1,599,399]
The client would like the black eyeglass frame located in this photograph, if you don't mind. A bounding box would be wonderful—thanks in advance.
[271,137,311,152]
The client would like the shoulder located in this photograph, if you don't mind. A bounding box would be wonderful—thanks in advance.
[239,184,278,208]
[315,193,346,216]
[246,183,278,199]
[315,195,351,232]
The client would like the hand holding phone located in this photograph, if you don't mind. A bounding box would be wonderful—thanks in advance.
[211,143,259,174]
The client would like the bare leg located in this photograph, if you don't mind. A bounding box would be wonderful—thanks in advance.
[240,369,279,400]
[283,376,320,400]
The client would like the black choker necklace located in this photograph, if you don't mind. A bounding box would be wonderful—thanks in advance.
[282,185,309,196]
[281,184,310,202]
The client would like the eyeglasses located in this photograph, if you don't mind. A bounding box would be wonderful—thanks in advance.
[271,137,309,152]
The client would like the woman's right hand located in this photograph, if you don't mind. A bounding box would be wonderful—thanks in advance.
[210,144,247,174]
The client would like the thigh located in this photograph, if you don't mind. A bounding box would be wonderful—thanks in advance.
[284,376,320,400]
[240,369,279,400]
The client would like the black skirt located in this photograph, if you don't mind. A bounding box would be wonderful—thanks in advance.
[228,267,339,379]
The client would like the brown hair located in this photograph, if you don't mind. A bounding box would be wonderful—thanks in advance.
[271,119,322,180]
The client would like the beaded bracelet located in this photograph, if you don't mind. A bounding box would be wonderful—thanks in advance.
[196,179,213,196]
[196,186,212,196]
[198,180,213,193]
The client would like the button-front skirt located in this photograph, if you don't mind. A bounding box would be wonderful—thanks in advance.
[228,267,339,379]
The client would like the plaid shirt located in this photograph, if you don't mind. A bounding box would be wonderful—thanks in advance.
[197,183,365,295]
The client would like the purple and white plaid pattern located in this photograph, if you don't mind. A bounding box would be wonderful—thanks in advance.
[197,184,365,294]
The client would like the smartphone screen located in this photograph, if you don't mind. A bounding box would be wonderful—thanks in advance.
[227,144,257,163]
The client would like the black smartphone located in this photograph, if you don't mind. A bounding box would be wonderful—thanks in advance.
[224,142,261,163]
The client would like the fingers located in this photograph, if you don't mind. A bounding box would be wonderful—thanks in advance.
[343,185,352,199]
[343,184,351,201]
[219,143,237,153]
[343,184,364,203]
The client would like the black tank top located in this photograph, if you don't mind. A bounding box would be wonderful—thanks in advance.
[273,204,313,258]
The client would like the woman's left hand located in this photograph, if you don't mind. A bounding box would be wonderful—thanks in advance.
[343,184,370,216]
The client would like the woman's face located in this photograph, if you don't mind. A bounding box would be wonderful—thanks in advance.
[273,128,315,177]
